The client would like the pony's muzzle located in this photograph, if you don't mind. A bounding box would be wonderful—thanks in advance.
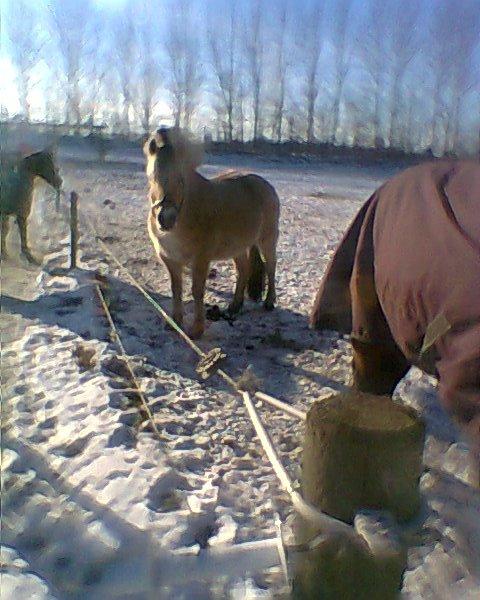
[157,197,179,231]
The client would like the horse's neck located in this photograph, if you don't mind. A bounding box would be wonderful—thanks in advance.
[185,171,209,204]
[24,153,54,186]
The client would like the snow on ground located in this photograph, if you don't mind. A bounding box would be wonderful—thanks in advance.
[2,148,479,598]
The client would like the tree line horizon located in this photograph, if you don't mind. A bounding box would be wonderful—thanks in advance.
[4,0,480,156]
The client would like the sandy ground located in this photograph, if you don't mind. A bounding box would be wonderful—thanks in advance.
[1,149,479,598]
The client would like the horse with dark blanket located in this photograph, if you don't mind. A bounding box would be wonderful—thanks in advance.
[310,160,480,474]
[1,150,62,264]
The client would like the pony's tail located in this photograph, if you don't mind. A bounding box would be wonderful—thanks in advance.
[247,246,265,302]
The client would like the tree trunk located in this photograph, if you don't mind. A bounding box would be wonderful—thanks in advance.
[306,90,316,143]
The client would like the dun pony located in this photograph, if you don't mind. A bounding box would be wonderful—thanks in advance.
[144,127,280,339]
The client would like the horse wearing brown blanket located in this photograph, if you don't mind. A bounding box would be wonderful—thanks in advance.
[310,160,480,472]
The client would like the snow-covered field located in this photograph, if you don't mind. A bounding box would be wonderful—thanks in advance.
[2,149,479,599]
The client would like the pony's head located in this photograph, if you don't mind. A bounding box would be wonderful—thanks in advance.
[144,127,202,231]
[24,150,62,191]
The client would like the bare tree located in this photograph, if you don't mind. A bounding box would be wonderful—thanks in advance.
[427,0,459,153]
[301,1,324,143]
[244,0,265,141]
[237,81,247,142]
[330,0,353,144]
[166,0,202,129]
[208,2,239,142]
[112,9,138,134]
[441,1,480,154]
[6,1,44,121]
[135,9,162,134]
[356,0,389,147]
[49,0,91,127]
[82,14,109,128]
[271,2,289,142]
[385,0,420,148]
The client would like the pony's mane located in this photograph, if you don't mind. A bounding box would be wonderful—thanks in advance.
[215,169,246,181]
[23,150,61,189]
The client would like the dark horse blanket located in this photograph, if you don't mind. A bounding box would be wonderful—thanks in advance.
[310,160,480,457]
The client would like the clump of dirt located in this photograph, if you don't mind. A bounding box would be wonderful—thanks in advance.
[236,365,263,393]
[261,328,303,351]
[73,343,97,370]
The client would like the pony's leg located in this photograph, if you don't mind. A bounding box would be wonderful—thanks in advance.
[1,216,10,256]
[16,215,40,264]
[228,252,249,315]
[190,258,210,339]
[162,257,183,327]
[261,239,277,311]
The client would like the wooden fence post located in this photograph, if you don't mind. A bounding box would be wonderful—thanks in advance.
[70,191,78,269]
[293,391,425,599]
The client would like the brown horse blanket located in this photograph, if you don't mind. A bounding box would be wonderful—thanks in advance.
[310,160,480,453]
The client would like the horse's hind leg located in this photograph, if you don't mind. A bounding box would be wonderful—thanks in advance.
[16,215,40,265]
[1,216,10,257]
[190,258,210,339]
[228,252,249,315]
[162,257,184,328]
[260,238,277,311]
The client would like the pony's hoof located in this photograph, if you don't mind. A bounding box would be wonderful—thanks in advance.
[263,300,275,311]
[227,301,243,316]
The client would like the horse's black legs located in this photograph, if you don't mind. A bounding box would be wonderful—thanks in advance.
[16,215,40,264]
[229,253,249,315]
[163,257,183,328]
[191,259,210,339]
[1,216,10,257]
[261,240,277,311]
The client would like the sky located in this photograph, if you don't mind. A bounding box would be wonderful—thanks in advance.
[1,0,479,153]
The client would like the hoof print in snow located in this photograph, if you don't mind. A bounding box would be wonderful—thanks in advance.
[107,425,136,448]
[54,436,92,458]
[147,470,192,512]
[118,408,142,427]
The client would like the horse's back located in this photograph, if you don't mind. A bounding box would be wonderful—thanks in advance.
[210,171,280,219]
[168,171,280,262]
[374,160,480,254]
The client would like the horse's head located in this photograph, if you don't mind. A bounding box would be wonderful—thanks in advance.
[24,150,62,191]
[144,127,202,231]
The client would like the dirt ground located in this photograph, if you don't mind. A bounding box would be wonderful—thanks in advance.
[2,148,479,598]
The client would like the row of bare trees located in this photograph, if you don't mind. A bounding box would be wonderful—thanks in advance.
[5,0,480,155]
